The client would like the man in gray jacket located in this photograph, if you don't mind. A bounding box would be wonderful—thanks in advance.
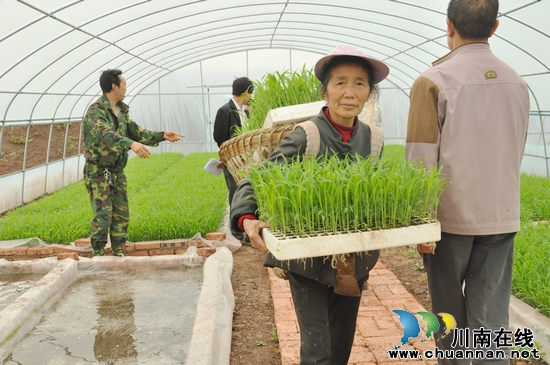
[406,1,529,364]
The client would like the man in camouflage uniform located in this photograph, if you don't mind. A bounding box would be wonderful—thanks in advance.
[83,69,184,257]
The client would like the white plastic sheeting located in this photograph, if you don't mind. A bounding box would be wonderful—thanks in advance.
[1,0,549,211]
[0,258,78,361]
[0,1,547,120]
[186,246,235,365]
[0,248,235,364]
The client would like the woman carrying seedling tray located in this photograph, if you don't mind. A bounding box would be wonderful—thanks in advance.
[230,44,390,365]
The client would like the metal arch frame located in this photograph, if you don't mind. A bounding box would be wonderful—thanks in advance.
[153,32,432,79]
[0,0,548,180]
[0,1,471,123]
[0,0,161,194]
[47,10,446,115]
[497,7,550,178]
[76,0,446,96]
[0,1,543,122]
[98,0,544,122]
[97,1,444,45]
[136,38,413,94]
[1,1,546,104]
[123,18,441,72]
[524,82,549,177]
[108,0,452,94]
[108,11,445,70]
[107,4,445,51]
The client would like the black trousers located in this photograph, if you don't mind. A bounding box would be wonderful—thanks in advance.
[223,166,242,240]
[423,232,515,365]
[288,272,367,365]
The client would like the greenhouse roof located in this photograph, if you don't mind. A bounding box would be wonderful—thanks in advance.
[1,0,549,123]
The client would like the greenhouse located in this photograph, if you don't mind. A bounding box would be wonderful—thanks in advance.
[1,1,549,364]
[0,0,549,212]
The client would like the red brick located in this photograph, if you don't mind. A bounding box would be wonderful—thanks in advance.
[74,238,91,247]
[348,345,376,363]
[206,232,226,241]
[160,240,186,249]
[127,250,149,256]
[124,242,135,251]
[0,246,29,256]
[187,239,207,248]
[278,331,300,341]
[53,246,78,253]
[57,252,79,261]
[148,249,175,256]
[273,297,294,311]
[15,256,41,260]
[276,320,299,334]
[367,275,401,285]
[134,242,160,250]
[196,247,216,257]
[174,248,187,255]
[27,246,55,255]
[373,285,415,301]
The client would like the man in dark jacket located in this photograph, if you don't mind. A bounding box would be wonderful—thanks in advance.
[213,77,253,241]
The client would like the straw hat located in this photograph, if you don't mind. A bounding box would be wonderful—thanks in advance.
[314,44,390,84]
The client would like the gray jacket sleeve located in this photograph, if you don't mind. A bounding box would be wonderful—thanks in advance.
[229,127,308,233]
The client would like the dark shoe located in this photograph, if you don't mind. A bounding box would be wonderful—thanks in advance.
[112,248,125,257]
[241,233,252,246]
[272,267,289,280]
[92,249,105,257]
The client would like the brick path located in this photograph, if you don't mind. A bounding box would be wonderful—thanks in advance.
[268,261,438,365]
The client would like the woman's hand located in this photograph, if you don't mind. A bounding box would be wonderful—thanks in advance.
[417,242,437,255]
[242,218,270,253]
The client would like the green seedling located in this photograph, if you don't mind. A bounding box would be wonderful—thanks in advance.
[235,65,323,136]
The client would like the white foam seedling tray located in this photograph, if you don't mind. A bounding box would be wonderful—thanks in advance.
[261,222,441,260]
[263,100,326,128]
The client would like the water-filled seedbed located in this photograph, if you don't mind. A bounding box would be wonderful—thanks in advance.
[0,248,235,365]
[0,273,45,312]
[3,269,202,364]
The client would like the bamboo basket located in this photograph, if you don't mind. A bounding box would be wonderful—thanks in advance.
[218,123,297,185]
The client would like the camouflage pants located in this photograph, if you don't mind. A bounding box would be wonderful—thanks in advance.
[84,163,129,251]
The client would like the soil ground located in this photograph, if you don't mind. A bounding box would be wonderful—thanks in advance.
[0,123,84,176]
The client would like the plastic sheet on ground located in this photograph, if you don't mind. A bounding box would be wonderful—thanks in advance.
[186,247,235,365]
[0,247,236,364]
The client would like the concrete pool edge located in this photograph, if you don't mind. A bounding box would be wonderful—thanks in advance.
[509,295,550,363]
[0,249,234,364]
[0,259,78,360]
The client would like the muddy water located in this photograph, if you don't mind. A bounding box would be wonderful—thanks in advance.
[3,268,202,364]
[0,273,45,312]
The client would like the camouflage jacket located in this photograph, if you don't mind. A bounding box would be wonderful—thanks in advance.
[83,94,165,172]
